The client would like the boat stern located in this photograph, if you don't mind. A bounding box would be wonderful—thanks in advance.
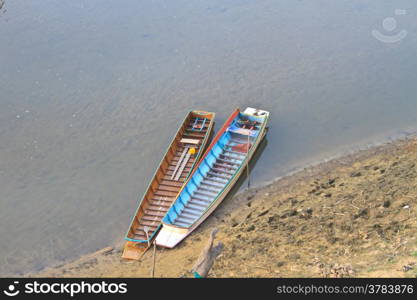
[121,241,148,260]
[155,225,189,248]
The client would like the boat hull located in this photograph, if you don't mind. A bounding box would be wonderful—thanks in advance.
[122,110,215,259]
[156,107,269,248]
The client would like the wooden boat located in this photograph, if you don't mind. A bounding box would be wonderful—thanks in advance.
[155,107,269,248]
[122,110,215,259]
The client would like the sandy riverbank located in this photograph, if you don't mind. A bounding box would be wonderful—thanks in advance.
[32,137,417,278]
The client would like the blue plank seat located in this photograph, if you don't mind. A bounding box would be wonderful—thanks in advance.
[191,117,208,131]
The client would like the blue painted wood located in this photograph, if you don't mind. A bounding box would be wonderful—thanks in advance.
[162,111,266,228]
[199,118,207,131]
[191,117,199,131]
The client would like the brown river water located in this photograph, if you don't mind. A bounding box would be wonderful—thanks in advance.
[1,0,417,275]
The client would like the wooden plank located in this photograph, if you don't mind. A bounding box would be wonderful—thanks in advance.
[174,219,192,227]
[186,126,208,131]
[198,185,220,194]
[180,138,201,145]
[187,121,209,128]
[166,168,192,176]
[214,163,238,170]
[150,198,174,207]
[219,153,243,160]
[160,180,184,187]
[140,220,160,227]
[154,190,179,198]
[177,214,196,221]
[204,177,228,185]
[137,224,159,231]
[174,153,191,181]
[150,197,173,204]
[182,132,206,139]
[170,147,188,180]
[145,210,167,217]
[167,162,193,170]
[191,197,212,204]
[172,156,195,164]
[181,209,201,217]
[142,215,163,222]
[200,182,223,190]
[224,149,246,157]
[158,184,181,193]
[162,174,187,182]
[146,205,169,212]
[195,189,217,197]
[208,171,231,180]
[211,167,235,176]
[186,202,207,211]
[217,158,240,166]
[175,147,200,155]
[133,232,147,239]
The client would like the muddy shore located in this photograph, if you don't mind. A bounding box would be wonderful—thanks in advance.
[32,137,417,278]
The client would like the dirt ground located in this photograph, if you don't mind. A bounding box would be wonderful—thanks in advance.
[32,138,417,278]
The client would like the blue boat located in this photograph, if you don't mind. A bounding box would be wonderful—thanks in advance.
[156,107,269,248]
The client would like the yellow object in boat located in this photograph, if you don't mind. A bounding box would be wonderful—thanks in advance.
[188,147,196,155]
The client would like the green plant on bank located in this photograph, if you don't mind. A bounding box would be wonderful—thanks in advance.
[387,256,397,264]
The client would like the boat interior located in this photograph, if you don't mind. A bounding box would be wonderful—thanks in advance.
[162,111,267,229]
[125,111,214,243]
